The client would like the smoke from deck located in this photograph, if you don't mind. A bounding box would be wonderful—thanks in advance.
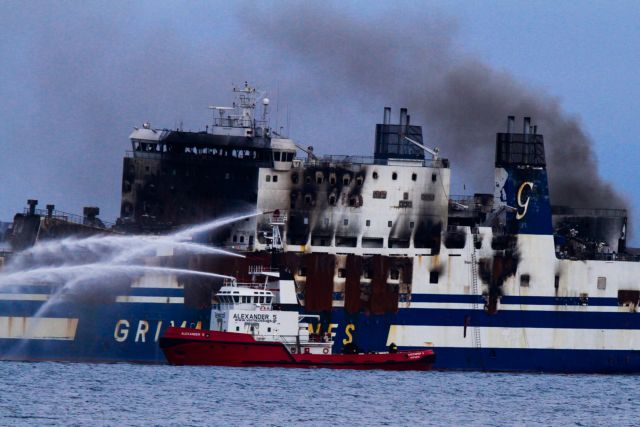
[245,5,627,211]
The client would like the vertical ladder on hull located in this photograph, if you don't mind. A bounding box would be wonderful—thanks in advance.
[470,231,482,349]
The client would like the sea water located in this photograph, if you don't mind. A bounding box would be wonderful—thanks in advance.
[0,362,637,426]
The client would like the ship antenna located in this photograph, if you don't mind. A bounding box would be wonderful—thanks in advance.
[275,81,280,136]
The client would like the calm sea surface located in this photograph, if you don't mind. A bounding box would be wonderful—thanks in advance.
[0,362,637,426]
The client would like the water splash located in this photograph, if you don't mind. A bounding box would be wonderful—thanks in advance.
[170,211,263,240]
[0,264,234,287]
[0,212,257,294]
[5,211,259,272]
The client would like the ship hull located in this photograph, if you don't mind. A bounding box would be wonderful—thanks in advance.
[0,287,208,364]
[2,290,640,372]
[159,327,435,370]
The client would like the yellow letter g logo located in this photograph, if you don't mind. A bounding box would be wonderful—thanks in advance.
[516,182,534,220]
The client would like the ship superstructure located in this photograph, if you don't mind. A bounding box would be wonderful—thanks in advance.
[1,83,638,372]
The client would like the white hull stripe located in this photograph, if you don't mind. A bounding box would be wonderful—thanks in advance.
[387,325,640,351]
[0,293,49,301]
[0,316,78,340]
[115,296,185,304]
[400,302,626,313]
[0,294,185,304]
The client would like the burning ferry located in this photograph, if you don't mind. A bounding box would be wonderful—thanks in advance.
[1,82,638,372]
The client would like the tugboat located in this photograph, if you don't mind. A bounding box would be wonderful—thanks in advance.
[159,267,435,370]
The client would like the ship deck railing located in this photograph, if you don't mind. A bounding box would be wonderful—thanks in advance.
[299,155,445,168]
[23,208,114,229]
[556,252,640,262]
[551,205,627,218]
[248,265,279,274]
[222,278,270,289]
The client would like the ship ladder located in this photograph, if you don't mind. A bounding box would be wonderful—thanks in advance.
[470,232,482,351]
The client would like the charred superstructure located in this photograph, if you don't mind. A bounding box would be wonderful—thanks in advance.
[2,84,640,372]
[119,83,286,236]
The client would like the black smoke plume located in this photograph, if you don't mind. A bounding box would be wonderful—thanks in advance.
[245,5,627,211]
[0,3,627,226]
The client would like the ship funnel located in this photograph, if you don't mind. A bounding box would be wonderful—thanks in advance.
[400,108,408,127]
[83,207,99,220]
[494,117,552,236]
[46,204,55,218]
[27,199,38,216]
[507,116,515,133]
[383,107,391,125]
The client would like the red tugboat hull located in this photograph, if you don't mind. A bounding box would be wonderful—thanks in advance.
[160,327,435,371]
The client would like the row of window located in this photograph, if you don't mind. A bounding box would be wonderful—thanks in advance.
[273,151,295,162]
[285,170,438,185]
[375,171,436,182]
[291,172,360,186]
[298,267,405,281]
[133,142,268,161]
[232,234,254,244]
[315,217,415,229]
[520,275,607,291]
[219,295,273,304]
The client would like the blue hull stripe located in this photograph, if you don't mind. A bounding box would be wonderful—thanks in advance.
[417,347,640,373]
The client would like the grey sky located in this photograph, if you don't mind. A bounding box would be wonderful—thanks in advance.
[1,1,638,238]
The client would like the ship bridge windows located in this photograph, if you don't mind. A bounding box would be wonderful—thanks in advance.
[272,150,295,169]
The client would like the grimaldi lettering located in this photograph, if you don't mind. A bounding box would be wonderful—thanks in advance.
[114,319,201,343]
[232,313,276,323]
